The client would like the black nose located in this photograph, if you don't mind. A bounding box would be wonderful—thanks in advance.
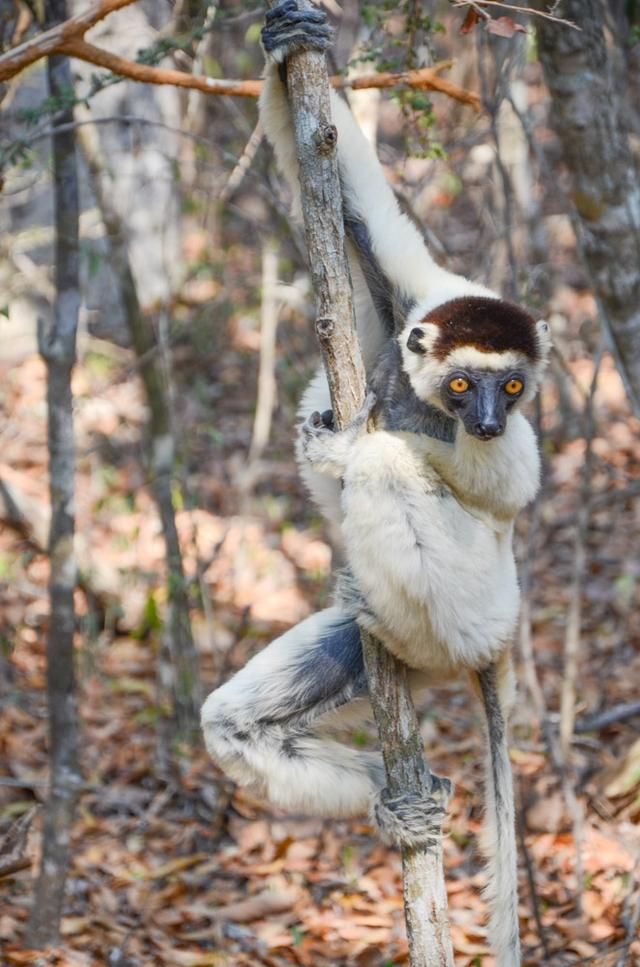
[474,421,503,440]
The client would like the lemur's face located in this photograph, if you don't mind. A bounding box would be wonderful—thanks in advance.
[401,297,551,442]
[439,364,525,440]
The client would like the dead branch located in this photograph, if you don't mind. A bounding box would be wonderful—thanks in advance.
[559,349,602,758]
[0,0,137,80]
[0,808,36,881]
[76,120,201,740]
[248,238,279,466]
[342,63,480,111]
[0,2,481,111]
[575,700,640,734]
[219,120,264,202]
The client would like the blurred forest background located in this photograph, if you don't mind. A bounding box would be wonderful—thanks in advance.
[1,1,640,965]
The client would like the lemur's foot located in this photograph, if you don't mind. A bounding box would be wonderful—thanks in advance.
[262,0,333,63]
[372,775,453,849]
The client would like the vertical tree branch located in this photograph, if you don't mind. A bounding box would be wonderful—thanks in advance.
[77,123,200,741]
[365,646,454,964]
[248,238,280,466]
[559,349,601,757]
[26,0,82,946]
[269,3,453,962]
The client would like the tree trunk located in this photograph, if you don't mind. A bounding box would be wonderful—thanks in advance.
[534,0,640,415]
[267,2,453,963]
[26,0,82,946]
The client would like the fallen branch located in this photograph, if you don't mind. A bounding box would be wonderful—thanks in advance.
[0,1,481,111]
[269,1,453,963]
[575,699,640,734]
[0,809,36,881]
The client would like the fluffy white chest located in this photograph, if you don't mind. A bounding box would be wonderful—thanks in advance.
[341,431,520,672]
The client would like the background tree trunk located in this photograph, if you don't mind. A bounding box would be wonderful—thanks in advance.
[534,0,640,415]
[25,0,82,946]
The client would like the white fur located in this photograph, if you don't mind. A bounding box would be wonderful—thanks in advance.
[301,415,539,673]
[203,45,553,967]
[259,67,493,309]
[202,609,373,815]
[202,606,432,817]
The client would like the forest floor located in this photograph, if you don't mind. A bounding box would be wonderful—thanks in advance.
[1,299,640,966]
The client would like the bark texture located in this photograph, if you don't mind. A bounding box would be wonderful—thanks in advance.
[26,0,82,946]
[270,2,453,962]
[535,0,640,415]
[365,641,454,966]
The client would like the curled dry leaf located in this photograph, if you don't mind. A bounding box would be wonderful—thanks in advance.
[460,8,482,34]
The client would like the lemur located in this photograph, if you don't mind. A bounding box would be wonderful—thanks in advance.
[202,4,551,965]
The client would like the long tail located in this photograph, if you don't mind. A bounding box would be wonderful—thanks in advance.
[477,660,521,967]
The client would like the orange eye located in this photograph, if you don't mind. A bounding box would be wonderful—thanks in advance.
[505,378,524,395]
[449,377,469,393]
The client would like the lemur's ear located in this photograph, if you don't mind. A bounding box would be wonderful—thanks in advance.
[407,327,427,355]
[535,318,552,361]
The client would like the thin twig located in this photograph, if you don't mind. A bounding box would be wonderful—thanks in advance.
[248,238,280,466]
[616,856,640,967]
[12,114,221,154]
[559,348,602,757]
[219,120,263,203]
[452,0,580,29]
[518,487,547,720]
[77,120,201,738]
[517,802,552,961]
[184,0,220,129]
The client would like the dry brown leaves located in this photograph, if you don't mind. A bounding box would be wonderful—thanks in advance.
[1,289,640,966]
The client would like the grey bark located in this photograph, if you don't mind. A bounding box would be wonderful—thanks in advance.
[26,0,82,946]
[534,0,640,415]
[365,644,454,965]
[77,124,200,740]
[270,2,453,962]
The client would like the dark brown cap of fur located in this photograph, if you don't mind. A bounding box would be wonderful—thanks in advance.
[422,296,539,362]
